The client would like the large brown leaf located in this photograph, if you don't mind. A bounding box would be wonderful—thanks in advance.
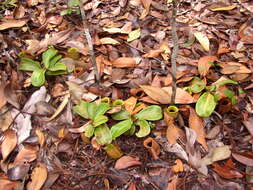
[1,129,17,161]
[188,107,208,151]
[162,87,196,104]
[112,57,136,68]
[0,19,27,30]
[198,56,217,76]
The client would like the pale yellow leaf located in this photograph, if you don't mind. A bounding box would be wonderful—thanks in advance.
[202,146,231,165]
[194,32,210,52]
[100,37,120,45]
[127,28,141,42]
[211,5,237,11]
[103,27,123,34]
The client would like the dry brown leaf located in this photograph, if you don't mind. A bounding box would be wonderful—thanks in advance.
[0,179,19,190]
[143,137,161,160]
[114,156,142,169]
[69,121,92,133]
[232,152,253,167]
[211,5,237,11]
[1,129,17,161]
[27,0,39,6]
[35,130,45,147]
[112,57,136,68]
[166,175,177,190]
[124,96,137,114]
[128,183,136,190]
[0,83,7,109]
[172,159,184,173]
[14,145,38,166]
[142,49,164,58]
[243,117,253,136]
[27,163,47,190]
[100,37,120,45]
[220,62,252,74]
[140,85,170,104]
[213,163,243,179]
[198,56,217,76]
[0,19,27,30]
[188,107,208,151]
[162,87,196,104]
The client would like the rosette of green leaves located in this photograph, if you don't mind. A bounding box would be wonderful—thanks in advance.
[73,101,112,145]
[19,48,68,87]
[193,77,238,118]
[111,105,163,139]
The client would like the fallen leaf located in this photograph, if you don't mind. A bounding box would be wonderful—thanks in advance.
[198,56,217,76]
[143,137,161,160]
[13,145,38,166]
[7,164,30,181]
[35,130,45,147]
[172,159,184,173]
[0,83,7,109]
[202,146,231,165]
[166,175,177,190]
[114,156,142,169]
[128,183,136,190]
[27,163,47,190]
[0,179,19,190]
[188,107,208,151]
[211,5,237,11]
[127,28,141,42]
[124,96,137,114]
[100,37,120,45]
[44,92,70,121]
[243,117,253,136]
[0,19,27,30]
[232,152,253,167]
[4,83,20,109]
[213,163,243,179]
[1,129,17,161]
[112,57,136,68]
[142,49,164,58]
[162,87,196,104]
[194,32,210,52]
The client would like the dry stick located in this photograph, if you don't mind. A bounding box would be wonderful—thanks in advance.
[79,1,100,83]
[170,0,179,104]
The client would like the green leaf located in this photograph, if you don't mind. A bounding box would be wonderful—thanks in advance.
[73,100,89,119]
[48,62,67,71]
[60,9,72,16]
[42,48,58,69]
[110,119,133,140]
[189,77,205,93]
[127,28,141,42]
[68,0,80,7]
[214,79,238,89]
[87,102,97,120]
[223,89,237,105]
[93,115,108,127]
[94,124,112,145]
[135,105,163,121]
[181,37,195,48]
[135,119,151,138]
[111,110,131,120]
[196,92,216,117]
[94,103,111,118]
[45,70,68,75]
[84,124,94,138]
[31,69,46,87]
[19,58,41,71]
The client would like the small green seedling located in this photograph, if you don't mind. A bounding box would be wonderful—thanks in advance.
[187,77,237,117]
[19,48,68,87]
[73,101,112,145]
[111,104,163,138]
[60,0,80,16]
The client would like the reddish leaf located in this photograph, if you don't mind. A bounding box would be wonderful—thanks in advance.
[112,57,136,68]
[114,156,142,169]
[14,145,38,166]
[0,179,19,190]
[213,163,243,179]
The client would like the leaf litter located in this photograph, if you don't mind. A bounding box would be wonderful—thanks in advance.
[0,0,253,189]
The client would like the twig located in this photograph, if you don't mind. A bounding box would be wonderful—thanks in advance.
[170,0,179,104]
[79,0,100,83]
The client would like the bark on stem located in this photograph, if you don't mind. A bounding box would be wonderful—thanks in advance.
[170,0,179,104]
[79,1,100,83]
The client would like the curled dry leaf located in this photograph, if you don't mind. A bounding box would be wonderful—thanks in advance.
[69,121,92,133]
[198,56,217,76]
[13,145,38,166]
[35,130,45,147]
[124,96,137,114]
[1,129,17,161]
[142,49,164,58]
[188,107,208,151]
[0,19,27,30]
[112,57,136,68]
[172,159,184,173]
[27,163,47,190]
[143,137,161,160]
[114,156,142,169]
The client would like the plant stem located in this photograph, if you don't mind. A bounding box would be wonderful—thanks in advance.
[79,1,100,83]
[170,0,179,104]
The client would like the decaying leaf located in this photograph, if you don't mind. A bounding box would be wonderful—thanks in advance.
[127,28,141,42]
[210,5,237,11]
[143,137,161,160]
[198,56,217,76]
[202,146,231,165]
[27,163,47,190]
[188,107,208,151]
[100,37,120,45]
[0,19,27,30]
[0,83,7,109]
[112,57,136,68]
[232,152,253,167]
[1,129,17,161]
[124,96,137,114]
[172,159,184,173]
[14,145,38,166]
[114,156,142,169]
[213,162,243,179]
